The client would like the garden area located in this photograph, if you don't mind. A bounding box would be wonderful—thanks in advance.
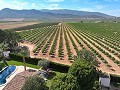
[1,59,64,89]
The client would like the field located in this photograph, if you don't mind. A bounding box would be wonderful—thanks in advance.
[18,22,120,75]
[0,22,40,30]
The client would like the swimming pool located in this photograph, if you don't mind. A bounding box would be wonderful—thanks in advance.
[0,66,16,85]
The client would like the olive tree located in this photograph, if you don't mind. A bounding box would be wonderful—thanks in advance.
[38,60,50,70]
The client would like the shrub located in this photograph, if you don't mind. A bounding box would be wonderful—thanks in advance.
[111,74,120,83]
[49,61,69,73]
[0,61,5,67]
[0,61,5,70]
[93,81,100,90]
[22,76,48,90]
[38,60,50,70]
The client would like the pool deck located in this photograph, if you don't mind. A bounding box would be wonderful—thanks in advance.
[0,66,38,90]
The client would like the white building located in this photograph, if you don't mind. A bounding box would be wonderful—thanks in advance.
[3,51,10,58]
[99,73,110,88]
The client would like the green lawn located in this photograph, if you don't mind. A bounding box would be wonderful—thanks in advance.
[7,60,39,69]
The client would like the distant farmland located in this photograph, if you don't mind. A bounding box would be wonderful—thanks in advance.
[18,22,120,75]
[0,22,40,30]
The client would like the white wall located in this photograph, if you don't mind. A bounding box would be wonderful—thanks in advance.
[99,77,110,87]
[3,51,10,58]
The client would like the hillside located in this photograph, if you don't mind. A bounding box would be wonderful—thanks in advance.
[0,8,116,21]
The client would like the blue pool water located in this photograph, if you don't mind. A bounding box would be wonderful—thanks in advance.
[0,66,16,85]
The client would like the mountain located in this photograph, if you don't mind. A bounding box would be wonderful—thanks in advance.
[41,9,114,18]
[0,8,116,21]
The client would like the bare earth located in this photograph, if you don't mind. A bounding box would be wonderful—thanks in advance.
[0,22,40,30]
[20,42,71,66]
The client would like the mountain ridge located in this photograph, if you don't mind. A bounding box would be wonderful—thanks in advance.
[0,8,116,21]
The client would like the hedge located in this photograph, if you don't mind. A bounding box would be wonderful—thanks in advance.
[9,53,69,73]
[0,61,5,70]
[110,74,120,83]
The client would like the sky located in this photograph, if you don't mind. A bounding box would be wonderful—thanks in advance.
[0,0,120,16]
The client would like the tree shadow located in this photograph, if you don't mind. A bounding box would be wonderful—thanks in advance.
[47,72,56,80]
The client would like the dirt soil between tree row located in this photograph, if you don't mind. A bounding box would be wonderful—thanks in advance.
[20,42,120,75]
[20,42,71,66]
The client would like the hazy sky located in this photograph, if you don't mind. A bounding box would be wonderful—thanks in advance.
[0,0,120,16]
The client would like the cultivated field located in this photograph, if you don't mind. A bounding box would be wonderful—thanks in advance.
[19,22,120,75]
[0,22,40,30]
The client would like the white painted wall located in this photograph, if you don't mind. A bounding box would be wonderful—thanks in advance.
[3,51,10,58]
[99,77,110,87]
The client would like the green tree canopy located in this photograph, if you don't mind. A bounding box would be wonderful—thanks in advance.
[0,30,6,43]
[50,74,80,90]
[4,30,21,49]
[0,30,21,51]
[38,60,50,70]
[18,49,28,57]
[22,76,48,90]
[78,49,99,66]
[68,59,97,90]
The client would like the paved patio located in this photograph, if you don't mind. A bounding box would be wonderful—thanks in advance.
[3,69,38,90]
[101,85,120,90]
